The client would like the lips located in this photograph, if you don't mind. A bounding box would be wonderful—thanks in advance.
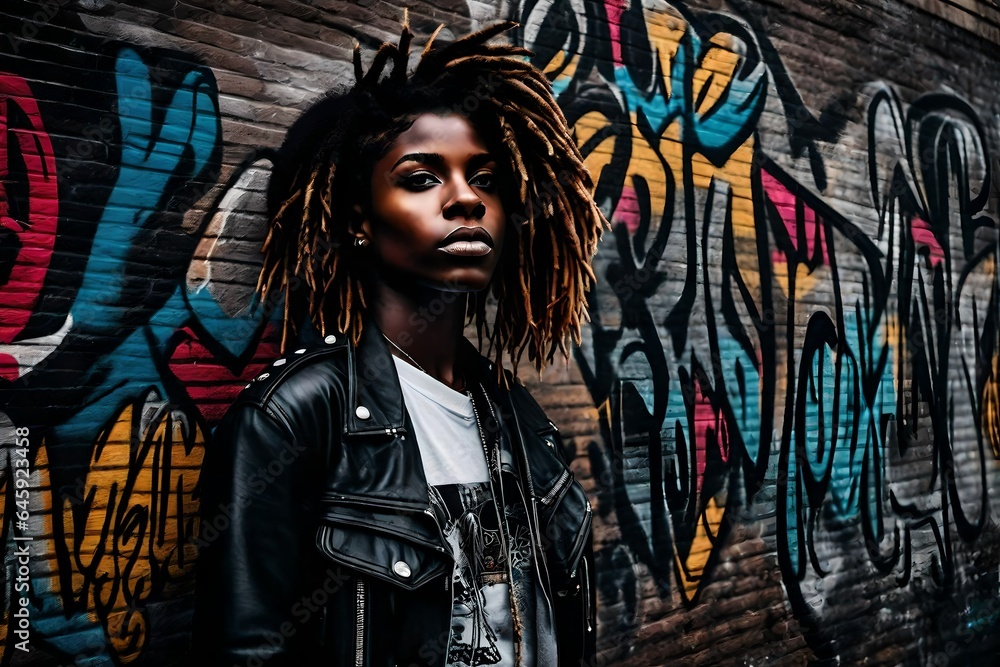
[437,226,493,257]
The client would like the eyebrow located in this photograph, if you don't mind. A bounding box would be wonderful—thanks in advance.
[390,152,495,171]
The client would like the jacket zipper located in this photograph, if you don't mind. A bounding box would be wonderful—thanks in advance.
[568,501,593,579]
[581,553,593,633]
[487,424,519,662]
[508,400,557,599]
[354,577,366,667]
[539,469,572,506]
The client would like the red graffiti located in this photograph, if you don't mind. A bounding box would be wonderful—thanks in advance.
[0,74,59,351]
[167,325,282,424]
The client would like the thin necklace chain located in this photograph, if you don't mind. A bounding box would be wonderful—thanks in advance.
[382,333,427,373]
[383,332,468,393]
[384,332,490,464]
[467,382,497,469]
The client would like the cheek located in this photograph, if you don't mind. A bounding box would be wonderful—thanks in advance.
[372,206,425,246]
[373,190,444,237]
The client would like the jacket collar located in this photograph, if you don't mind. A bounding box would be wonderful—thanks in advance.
[345,320,404,436]
[344,319,495,437]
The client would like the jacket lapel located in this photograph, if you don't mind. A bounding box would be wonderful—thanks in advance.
[344,321,407,437]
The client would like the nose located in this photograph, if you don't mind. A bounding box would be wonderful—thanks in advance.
[443,181,486,220]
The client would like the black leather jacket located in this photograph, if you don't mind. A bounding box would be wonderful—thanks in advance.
[191,322,596,666]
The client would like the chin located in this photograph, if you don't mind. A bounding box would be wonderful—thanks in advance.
[422,277,492,293]
[420,268,498,293]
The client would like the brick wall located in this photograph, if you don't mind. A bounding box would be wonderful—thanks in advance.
[1,0,998,665]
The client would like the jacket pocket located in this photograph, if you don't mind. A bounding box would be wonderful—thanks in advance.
[316,509,450,591]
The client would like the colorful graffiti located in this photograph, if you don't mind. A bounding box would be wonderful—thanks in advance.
[512,0,1000,661]
[0,0,997,664]
[0,5,280,663]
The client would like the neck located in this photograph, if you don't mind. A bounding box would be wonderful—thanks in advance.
[369,279,469,391]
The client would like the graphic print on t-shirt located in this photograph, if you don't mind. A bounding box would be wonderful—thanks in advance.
[430,481,533,666]
[391,356,554,665]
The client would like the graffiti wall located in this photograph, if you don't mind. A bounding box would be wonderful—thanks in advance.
[0,0,998,664]
[521,0,1000,663]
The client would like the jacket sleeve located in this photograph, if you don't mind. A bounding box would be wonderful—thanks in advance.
[190,399,321,666]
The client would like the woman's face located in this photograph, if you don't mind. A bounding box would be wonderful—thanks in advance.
[361,112,507,292]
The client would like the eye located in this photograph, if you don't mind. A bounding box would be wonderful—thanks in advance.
[469,171,495,191]
[401,171,440,190]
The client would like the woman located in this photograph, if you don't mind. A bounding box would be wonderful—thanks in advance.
[192,14,605,666]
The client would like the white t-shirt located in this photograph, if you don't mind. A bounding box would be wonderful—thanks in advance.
[393,356,488,485]
[392,356,557,666]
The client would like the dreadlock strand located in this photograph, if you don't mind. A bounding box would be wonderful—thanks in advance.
[256,224,280,291]
[281,281,293,351]
[502,121,530,201]
[524,117,555,156]
[505,79,565,124]
[391,8,413,83]
[421,23,446,58]
[361,42,399,87]
[270,185,303,230]
[340,284,351,328]
[437,50,536,74]
[498,103,568,162]
[319,164,335,226]
[415,20,518,74]
[258,249,285,297]
[353,41,364,82]
[552,188,586,255]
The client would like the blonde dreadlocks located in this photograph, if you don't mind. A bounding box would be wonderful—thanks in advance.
[259,13,607,378]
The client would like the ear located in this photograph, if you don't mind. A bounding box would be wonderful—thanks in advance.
[349,203,373,242]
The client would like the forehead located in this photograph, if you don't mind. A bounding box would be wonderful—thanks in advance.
[385,113,490,156]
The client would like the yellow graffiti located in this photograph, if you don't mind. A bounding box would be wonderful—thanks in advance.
[985,351,1000,459]
[62,395,204,663]
[643,5,687,99]
[694,36,741,116]
[675,495,727,601]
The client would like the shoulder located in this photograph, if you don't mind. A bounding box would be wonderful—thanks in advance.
[491,371,574,464]
[231,333,350,433]
[500,374,559,433]
[466,344,559,435]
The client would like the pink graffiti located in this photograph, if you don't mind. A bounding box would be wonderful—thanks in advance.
[692,374,729,496]
[0,74,59,348]
[612,184,641,233]
[604,0,627,66]
[910,216,945,268]
[167,325,282,424]
[762,167,829,267]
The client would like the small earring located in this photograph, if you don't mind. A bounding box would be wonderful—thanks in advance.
[354,236,369,248]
